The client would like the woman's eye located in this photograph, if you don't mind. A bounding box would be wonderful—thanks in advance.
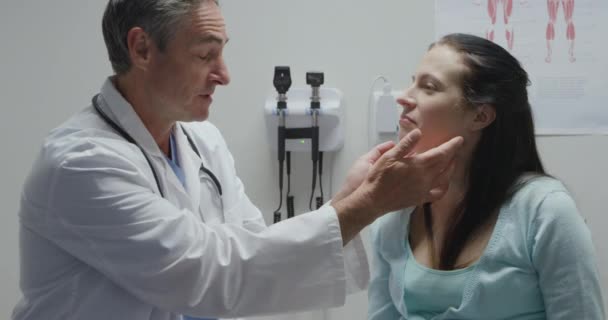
[421,83,436,93]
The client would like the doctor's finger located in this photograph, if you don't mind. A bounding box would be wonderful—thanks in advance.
[414,136,463,168]
[366,141,396,164]
[385,129,421,159]
[425,160,455,202]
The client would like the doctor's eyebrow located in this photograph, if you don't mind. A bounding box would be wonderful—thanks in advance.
[196,35,230,45]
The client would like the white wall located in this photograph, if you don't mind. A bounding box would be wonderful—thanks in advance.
[1,1,606,319]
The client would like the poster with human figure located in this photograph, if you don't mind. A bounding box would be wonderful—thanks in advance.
[546,0,576,63]
[436,0,608,134]
[473,0,528,51]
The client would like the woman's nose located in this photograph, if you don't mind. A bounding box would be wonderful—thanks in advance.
[396,92,416,111]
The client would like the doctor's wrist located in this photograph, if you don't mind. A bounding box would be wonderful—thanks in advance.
[332,188,381,245]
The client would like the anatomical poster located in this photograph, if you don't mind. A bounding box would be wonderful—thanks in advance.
[435,0,608,135]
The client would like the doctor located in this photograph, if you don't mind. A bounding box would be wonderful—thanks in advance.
[12,1,463,320]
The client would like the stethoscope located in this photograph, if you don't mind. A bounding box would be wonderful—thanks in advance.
[91,94,223,199]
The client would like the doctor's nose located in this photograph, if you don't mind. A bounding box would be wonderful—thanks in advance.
[210,56,231,86]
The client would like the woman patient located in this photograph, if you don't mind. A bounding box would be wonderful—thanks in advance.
[367,33,605,319]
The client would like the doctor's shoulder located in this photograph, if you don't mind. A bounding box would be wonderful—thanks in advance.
[180,120,229,152]
[41,112,146,168]
[27,110,153,191]
[20,110,156,217]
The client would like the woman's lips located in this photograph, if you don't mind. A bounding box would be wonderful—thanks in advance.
[399,115,417,126]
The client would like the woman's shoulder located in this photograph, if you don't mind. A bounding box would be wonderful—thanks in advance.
[508,175,571,209]
[506,174,581,231]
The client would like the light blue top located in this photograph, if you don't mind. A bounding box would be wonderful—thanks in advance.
[368,177,605,320]
[403,239,475,319]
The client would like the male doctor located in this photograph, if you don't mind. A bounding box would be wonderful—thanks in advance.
[12,1,462,319]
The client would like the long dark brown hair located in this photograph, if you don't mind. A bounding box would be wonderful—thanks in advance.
[423,33,546,270]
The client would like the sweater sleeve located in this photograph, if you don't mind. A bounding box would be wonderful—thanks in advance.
[530,191,605,319]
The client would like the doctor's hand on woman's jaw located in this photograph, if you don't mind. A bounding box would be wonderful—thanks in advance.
[332,129,463,244]
[333,140,397,203]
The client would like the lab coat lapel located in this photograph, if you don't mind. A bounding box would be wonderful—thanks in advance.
[98,78,197,211]
[97,78,223,224]
[176,124,225,225]
[174,124,202,213]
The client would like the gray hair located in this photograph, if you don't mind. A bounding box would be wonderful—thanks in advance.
[102,0,219,75]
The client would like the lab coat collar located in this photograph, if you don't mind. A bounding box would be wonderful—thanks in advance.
[98,78,205,212]
[98,77,165,158]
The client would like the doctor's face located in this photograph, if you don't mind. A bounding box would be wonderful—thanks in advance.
[145,1,230,122]
[397,45,478,153]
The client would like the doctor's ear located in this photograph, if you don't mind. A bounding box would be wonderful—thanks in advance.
[470,104,496,131]
[126,27,153,71]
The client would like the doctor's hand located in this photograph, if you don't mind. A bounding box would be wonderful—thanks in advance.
[332,129,463,245]
[333,140,396,203]
[358,129,463,214]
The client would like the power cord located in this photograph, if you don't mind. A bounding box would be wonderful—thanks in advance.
[315,151,324,209]
[286,152,295,218]
[367,75,391,149]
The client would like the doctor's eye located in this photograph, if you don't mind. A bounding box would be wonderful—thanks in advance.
[199,49,220,63]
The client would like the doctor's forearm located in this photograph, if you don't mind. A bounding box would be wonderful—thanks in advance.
[332,188,380,245]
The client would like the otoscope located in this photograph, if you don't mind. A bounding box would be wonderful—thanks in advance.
[306,72,324,210]
[273,66,291,223]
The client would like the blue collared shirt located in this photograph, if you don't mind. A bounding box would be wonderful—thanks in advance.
[165,132,187,189]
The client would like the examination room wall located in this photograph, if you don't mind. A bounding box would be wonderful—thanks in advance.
[0,1,606,319]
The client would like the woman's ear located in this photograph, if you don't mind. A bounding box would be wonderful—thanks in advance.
[470,104,496,131]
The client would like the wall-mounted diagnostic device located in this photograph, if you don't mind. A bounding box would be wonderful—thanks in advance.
[265,67,344,222]
[368,76,401,148]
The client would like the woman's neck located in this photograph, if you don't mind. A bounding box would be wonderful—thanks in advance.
[428,151,470,225]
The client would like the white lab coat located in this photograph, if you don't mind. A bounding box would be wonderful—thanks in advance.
[12,78,369,320]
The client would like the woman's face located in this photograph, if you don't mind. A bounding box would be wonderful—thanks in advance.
[397,45,480,153]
